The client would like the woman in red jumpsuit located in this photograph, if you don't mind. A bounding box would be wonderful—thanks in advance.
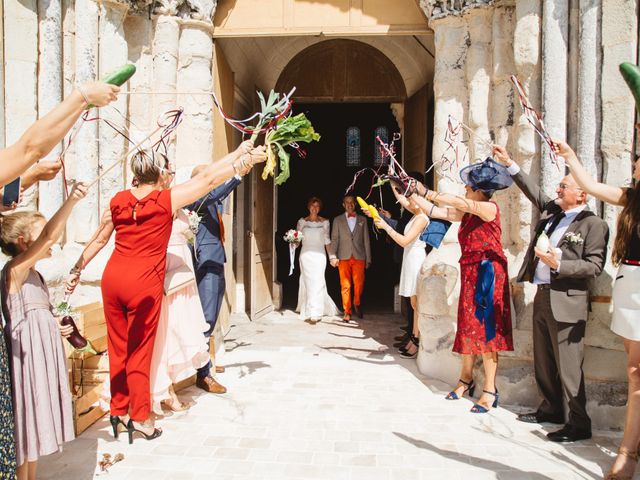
[66,142,266,441]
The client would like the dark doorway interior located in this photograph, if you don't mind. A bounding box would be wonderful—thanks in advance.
[276,103,403,314]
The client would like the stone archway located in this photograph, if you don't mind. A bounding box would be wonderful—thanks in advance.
[275,39,407,103]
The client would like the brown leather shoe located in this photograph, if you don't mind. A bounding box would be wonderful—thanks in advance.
[343,313,351,323]
[215,365,225,374]
[196,376,227,394]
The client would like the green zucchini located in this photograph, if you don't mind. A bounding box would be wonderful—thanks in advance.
[101,63,136,86]
[619,62,640,112]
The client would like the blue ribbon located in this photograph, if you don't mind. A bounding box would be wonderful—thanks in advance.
[474,259,496,342]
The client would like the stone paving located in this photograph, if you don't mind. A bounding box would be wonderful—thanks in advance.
[40,310,635,479]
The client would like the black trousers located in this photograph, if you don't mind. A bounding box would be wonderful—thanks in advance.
[533,287,591,432]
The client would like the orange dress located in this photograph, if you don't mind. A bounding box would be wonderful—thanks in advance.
[101,189,173,421]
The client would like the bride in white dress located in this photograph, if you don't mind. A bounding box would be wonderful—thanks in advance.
[295,197,339,322]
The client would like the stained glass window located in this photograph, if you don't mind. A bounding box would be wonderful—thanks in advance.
[374,126,389,166]
[346,127,361,167]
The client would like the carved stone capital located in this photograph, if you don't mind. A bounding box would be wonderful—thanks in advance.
[125,0,217,22]
[419,0,494,22]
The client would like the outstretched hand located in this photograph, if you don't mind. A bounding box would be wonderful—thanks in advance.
[492,145,512,166]
[248,145,267,165]
[81,82,120,107]
[550,139,576,161]
[237,140,254,155]
[68,182,88,202]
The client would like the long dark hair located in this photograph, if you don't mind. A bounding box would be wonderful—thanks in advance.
[612,182,640,265]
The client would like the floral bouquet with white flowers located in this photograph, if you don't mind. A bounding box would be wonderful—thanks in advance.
[283,229,304,244]
[183,210,201,245]
[284,229,303,275]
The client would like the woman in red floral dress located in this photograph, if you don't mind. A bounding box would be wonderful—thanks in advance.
[410,157,514,413]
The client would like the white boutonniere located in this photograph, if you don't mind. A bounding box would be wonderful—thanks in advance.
[564,232,584,245]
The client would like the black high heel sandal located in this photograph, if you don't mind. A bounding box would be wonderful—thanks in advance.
[400,335,419,358]
[445,378,476,400]
[127,419,162,444]
[109,415,128,439]
[470,389,499,413]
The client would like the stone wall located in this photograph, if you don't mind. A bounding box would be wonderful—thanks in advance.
[417,0,638,429]
[0,0,221,306]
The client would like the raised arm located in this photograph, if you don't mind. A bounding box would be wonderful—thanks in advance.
[8,183,88,292]
[410,194,464,222]
[65,209,115,294]
[20,160,63,190]
[0,82,119,186]
[185,176,242,212]
[374,213,428,248]
[423,189,497,222]
[492,144,551,212]
[171,142,266,212]
[552,140,628,206]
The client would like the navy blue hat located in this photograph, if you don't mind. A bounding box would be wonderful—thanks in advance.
[459,157,513,193]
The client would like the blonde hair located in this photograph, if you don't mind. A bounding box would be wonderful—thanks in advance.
[130,149,169,185]
[0,211,46,257]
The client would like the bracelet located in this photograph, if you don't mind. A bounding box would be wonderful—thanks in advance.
[429,204,436,217]
[76,85,90,106]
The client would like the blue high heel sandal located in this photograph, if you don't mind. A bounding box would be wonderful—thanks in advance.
[470,389,499,413]
[445,378,475,400]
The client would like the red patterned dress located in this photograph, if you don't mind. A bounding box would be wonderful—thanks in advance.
[453,204,513,354]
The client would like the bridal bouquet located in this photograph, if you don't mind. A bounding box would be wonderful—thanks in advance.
[284,229,303,275]
[283,229,304,244]
[183,210,201,245]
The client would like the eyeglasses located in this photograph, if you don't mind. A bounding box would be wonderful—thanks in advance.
[558,183,581,191]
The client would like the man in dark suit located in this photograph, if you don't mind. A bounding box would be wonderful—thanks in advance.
[493,145,609,442]
[187,166,245,393]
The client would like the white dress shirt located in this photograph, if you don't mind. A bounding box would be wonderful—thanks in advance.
[346,213,357,232]
[506,162,586,284]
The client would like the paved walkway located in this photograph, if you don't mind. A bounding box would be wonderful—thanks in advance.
[40,311,632,479]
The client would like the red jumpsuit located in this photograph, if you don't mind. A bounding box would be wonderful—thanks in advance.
[102,189,173,421]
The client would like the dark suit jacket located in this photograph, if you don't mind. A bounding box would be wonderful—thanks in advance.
[186,177,241,268]
[512,169,609,323]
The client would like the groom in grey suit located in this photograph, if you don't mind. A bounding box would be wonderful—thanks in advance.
[493,145,608,443]
[329,196,371,322]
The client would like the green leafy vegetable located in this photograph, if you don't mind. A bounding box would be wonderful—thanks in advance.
[262,113,320,185]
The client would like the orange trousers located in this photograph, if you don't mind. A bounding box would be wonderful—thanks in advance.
[338,257,365,315]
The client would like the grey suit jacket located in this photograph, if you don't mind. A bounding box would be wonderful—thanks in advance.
[330,213,372,264]
[512,168,609,323]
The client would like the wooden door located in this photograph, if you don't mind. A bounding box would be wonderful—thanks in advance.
[213,44,236,330]
[248,169,274,319]
[404,83,433,186]
[246,87,275,320]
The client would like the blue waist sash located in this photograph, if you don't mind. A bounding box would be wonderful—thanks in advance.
[474,259,496,342]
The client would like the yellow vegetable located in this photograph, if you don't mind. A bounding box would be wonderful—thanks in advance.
[356,196,380,220]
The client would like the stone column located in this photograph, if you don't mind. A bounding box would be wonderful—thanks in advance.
[3,0,38,204]
[430,15,469,195]
[37,0,64,218]
[98,0,129,212]
[540,0,569,196]
[152,14,180,166]
[175,19,214,170]
[465,8,493,163]
[72,0,99,241]
[575,0,601,212]
[511,0,542,330]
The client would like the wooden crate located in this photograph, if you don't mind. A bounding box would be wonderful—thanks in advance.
[64,302,108,360]
[73,382,107,437]
[66,302,109,436]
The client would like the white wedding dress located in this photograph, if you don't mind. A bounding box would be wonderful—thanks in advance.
[295,218,339,319]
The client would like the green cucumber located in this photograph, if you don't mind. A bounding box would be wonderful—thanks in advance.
[85,63,136,109]
[619,62,640,112]
[101,63,136,86]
